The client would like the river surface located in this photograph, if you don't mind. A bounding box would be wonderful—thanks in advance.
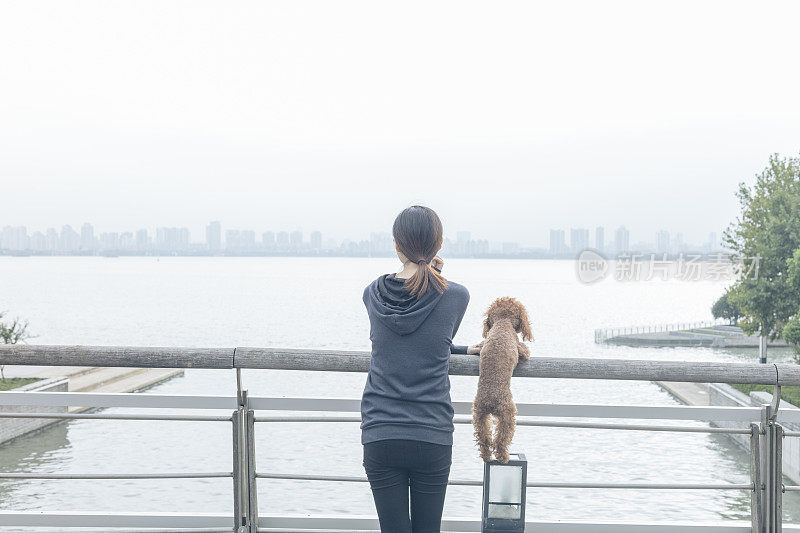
[0,256,797,524]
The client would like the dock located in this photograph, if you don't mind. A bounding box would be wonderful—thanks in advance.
[596,322,790,348]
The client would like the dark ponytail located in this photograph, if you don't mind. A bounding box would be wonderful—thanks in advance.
[392,206,448,298]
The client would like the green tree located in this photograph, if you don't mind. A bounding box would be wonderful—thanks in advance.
[711,291,740,324]
[724,154,800,341]
[784,315,800,356]
[0,312,30,381]
[784,248,800,356]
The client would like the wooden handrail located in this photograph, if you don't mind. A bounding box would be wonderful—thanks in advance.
[0,345,795,385]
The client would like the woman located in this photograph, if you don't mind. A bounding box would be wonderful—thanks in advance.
[361,205,480,533]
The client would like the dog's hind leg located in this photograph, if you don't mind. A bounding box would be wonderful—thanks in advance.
[493,401,517,464]
[472,407,494,462]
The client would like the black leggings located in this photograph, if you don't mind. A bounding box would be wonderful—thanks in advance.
[363,439,452,533]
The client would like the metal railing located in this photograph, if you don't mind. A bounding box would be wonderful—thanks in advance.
[595,319,730,343]
[1,345,799,532]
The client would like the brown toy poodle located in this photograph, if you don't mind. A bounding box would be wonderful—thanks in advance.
[472,296,533,463]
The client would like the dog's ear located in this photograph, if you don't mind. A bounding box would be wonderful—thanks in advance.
[482,315,491,338]
[517,308,533,342]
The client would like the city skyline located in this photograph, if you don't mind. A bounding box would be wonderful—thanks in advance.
[3,2,797,259]
[1,219,725,258]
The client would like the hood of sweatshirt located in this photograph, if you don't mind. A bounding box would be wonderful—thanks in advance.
[364,273,444,335]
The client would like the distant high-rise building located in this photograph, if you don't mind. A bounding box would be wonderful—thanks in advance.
[369,232,392,255]
[206,221,221,251]
[225,230,239,250]
[119,232,135,250]
[310,231,322,250]
[549,229,567,256]
[156,227,189,251]
[570,228,589,253]
[614,226,630,253]
[242,230,255,250]
[225,230,256,251]
[708,232,718,252]
[276,231,289,247]
[262,231,275,249]
[456,231,472,256]
[80,223,95,252]
[100,232,119,250]
[1,226,28,251]
[59,225,80,252]
[595,226,604,252]
[675,232,685,253]
[46,228,58,251]
[136,229,149,251]
[30,231,46,251]
[656,230,670,254]
[290,230,303,248]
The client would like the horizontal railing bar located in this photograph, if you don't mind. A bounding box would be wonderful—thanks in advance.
[525,482,753,490]
[248,397,762,422]
[0,513,779,532]
[0,511,234,527]
[236,348,800,385]
[254,472,751,490]
[0,345,235,369]
[785,485,800,492]
[3,530,235,533]
[255,516,780,532]
[783,431,800,438]
[0,391,237,409]
[3,345,799,385]
[499,419,752,434]
[0,413,232,422]
[253,414,752,433]
[258,530,380,533]
[0,472,232,479]
[0,393,764,422]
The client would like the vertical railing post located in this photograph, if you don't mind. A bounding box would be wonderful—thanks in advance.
[233,368,258,532]
[233,368,259,533]
[761,406,772,533]
[246,409,259,531]
[751,423,763,533]
[233,392,249,531]
[775,424,783,533]
[760,404,784,533]
[233,409,246,532]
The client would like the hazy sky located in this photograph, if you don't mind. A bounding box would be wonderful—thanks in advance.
[1,1,799,246]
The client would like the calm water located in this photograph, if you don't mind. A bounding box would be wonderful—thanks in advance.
[0,256,797,523]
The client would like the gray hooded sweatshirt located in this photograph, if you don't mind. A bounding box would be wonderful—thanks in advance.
[360,273,470,446]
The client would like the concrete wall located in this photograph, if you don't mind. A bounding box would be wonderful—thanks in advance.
[0,376,68,445]
[709,382,800,485]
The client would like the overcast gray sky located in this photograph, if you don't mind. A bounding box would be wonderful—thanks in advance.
[1,0,799,246]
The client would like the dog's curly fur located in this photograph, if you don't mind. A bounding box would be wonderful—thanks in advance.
[472,296,532,463]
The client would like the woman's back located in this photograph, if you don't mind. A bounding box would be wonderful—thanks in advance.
[360,272,469,446]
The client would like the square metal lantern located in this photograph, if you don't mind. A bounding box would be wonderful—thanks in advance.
[482,453,527,532]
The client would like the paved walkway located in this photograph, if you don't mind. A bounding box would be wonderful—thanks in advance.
[655,381,709,406]
[1,365,183,412]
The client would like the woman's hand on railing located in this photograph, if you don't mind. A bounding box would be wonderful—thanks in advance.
[431,255,444,273]
[466,342,483,355]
